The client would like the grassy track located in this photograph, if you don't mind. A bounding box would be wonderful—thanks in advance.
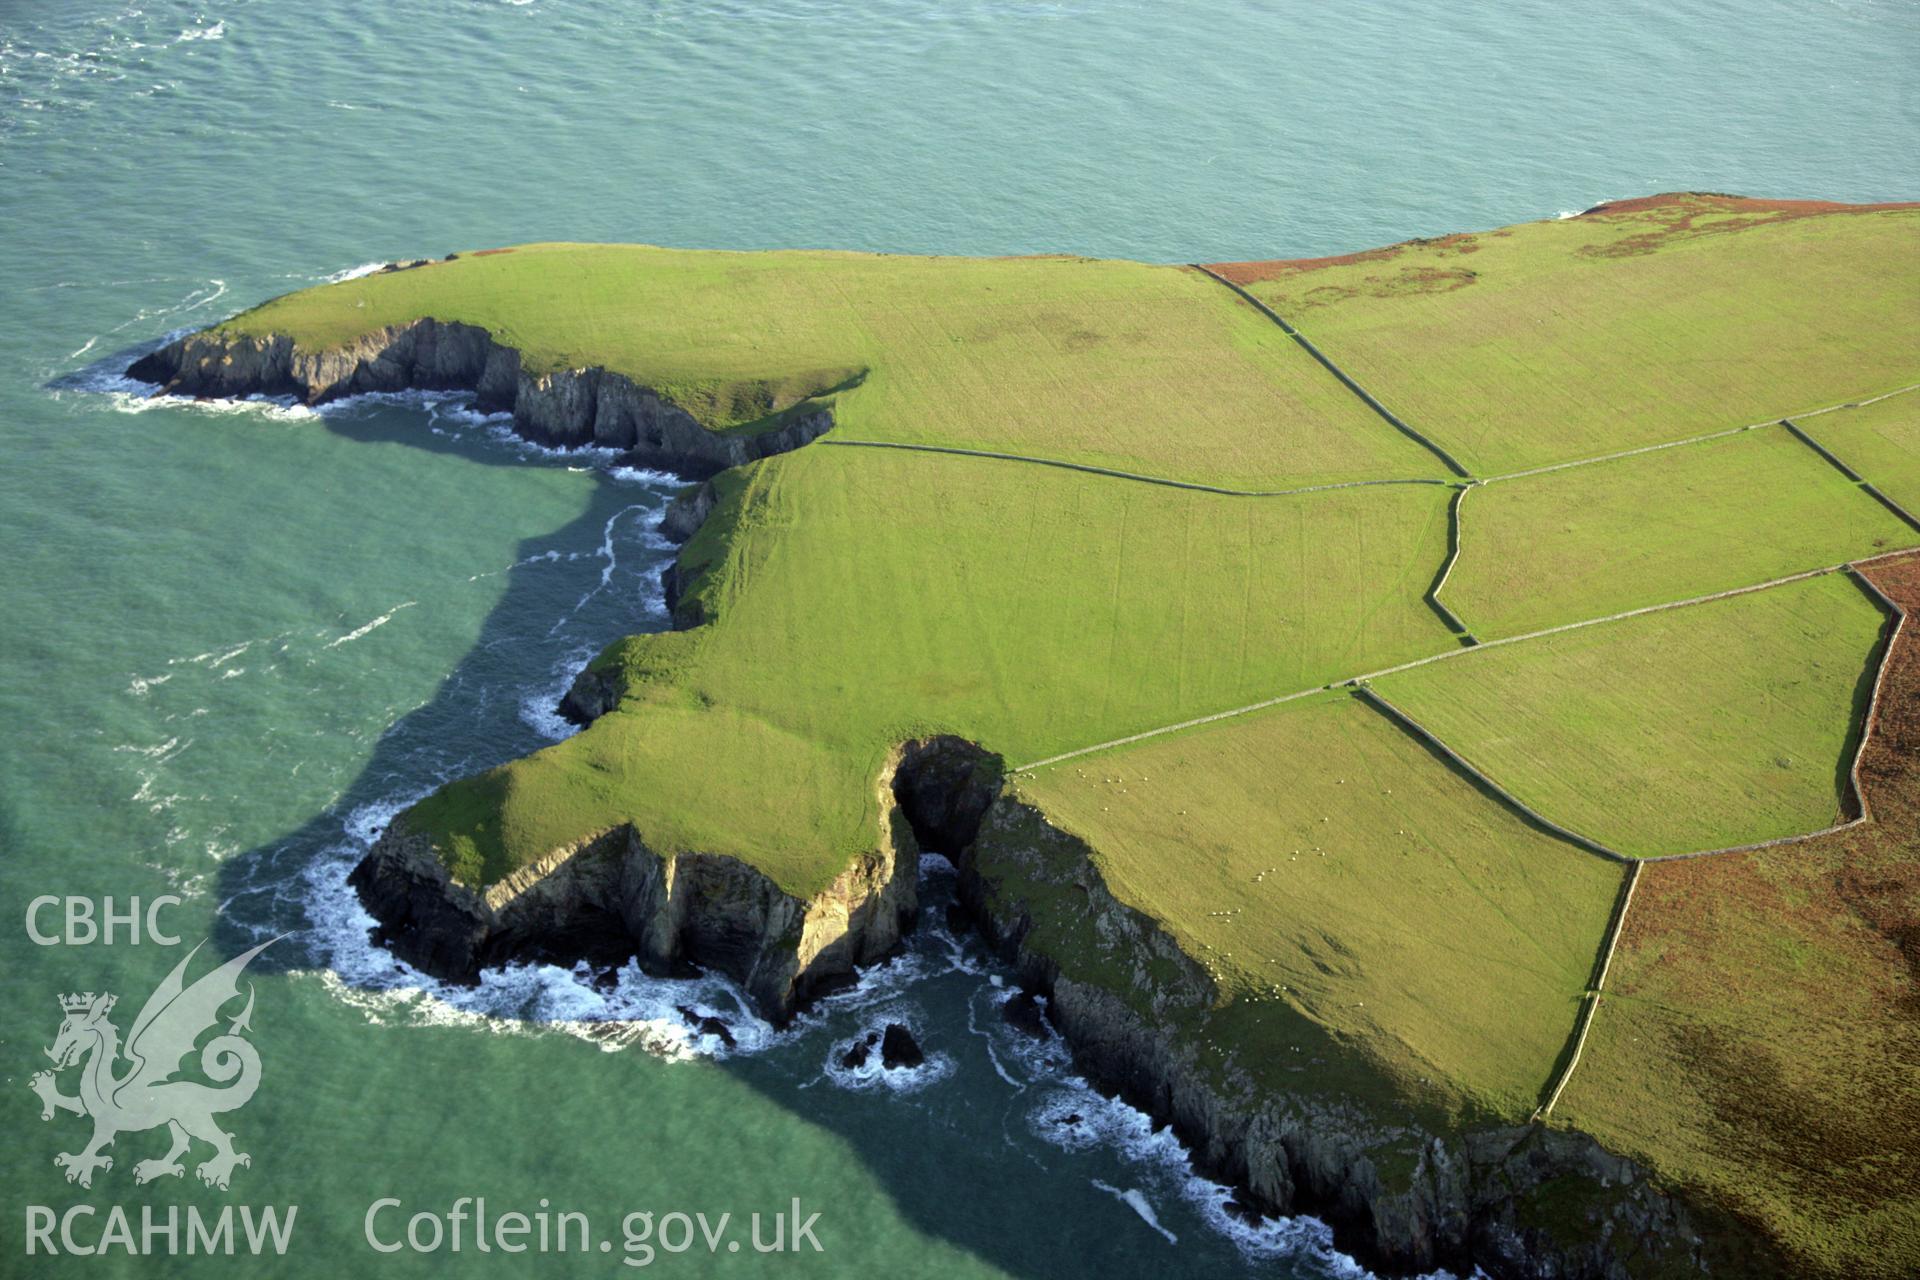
[1797,391,1920,524]
[1217,195,1920,474]
[1020,691,1621,1119]
[226,245,1447,491]
[1376,572,1891,857]
[1442,426,1915,637]
[413,446,1457,890]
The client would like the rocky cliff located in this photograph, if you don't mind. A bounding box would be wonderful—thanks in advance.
[927,759,1741,1280]
[126,318,833,477]
[349,767,920,1024]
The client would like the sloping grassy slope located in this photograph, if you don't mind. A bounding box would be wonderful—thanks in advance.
[1554,556,1920,1279]
[1376,572,1891,856]
[1442,427,1914,637]
[1018,691,1622,1119]
[1216,195,1920,474]
[224,245,1446,491]
[413,448,1457,891]
[1798,392,1920,520]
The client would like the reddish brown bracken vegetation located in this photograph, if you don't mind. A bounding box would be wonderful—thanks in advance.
[1609,552,1920,1246]
[1576,192,1920,258]
[1207,194,1920,282]
[1206,231,1484,286]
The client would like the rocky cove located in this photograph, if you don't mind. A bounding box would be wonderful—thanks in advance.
[128,321,1733,1280]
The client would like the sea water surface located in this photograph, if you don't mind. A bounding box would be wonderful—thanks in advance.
[1,2,1914,1276]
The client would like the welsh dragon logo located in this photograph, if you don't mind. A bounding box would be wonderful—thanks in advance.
[30,939,276,1190]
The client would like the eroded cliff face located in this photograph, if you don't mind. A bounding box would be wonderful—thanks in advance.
[348,786,920,1024]
[126,319,833,477]
[952,786,1731,1280]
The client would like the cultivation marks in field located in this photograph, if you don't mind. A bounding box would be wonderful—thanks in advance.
[1016,541,1914,1117]
[1016,553,1913,775]
[1788,387,1920,534]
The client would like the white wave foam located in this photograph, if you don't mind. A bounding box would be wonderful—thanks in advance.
[176,21,225,43]
[606,465,681,487]
[301,796,778,1062]
[323,261,386,283]
[113,734,188,761]
[519,644,597,741]
[1028,1079,1409,1270]
[325,601,416,649]
[552,503,667,627]
[92,381,317,422]
[1091,1180,1178,1244]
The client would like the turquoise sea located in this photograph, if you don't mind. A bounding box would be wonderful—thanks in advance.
[0,2,1914,1276]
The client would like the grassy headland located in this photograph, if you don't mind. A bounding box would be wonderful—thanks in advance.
[206,193,1920,1276]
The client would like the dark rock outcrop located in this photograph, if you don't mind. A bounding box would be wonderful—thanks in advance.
[889,736,1002,855]
[557,664,623,725]
[660,478,720,543]
[126,319,835,479]
[675,1006,737,1049]
[1000,989,1052,1039]
[351,800,920,1025]
[841,1033,878,1070]
[879,1023,925,1070]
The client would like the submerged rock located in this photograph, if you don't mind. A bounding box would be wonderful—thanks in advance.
[676,1006,736,1048]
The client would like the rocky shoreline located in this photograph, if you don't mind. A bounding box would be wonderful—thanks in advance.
[132,320,1739,1279]
[953,784,1731,1279]
[126,317,834,477]
[347,795,920,1024]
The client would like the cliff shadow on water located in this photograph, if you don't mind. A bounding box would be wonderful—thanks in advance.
[184,395,1219,1280]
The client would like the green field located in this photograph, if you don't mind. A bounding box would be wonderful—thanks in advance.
[413,446,1457,891]
[1376,572,1890,856]
[225,244,1448,491]
[1441,426,1915,637]
[1019,692,1622,1119]
[1219,195,1920,474]
[1798,392,1920,522]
